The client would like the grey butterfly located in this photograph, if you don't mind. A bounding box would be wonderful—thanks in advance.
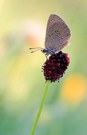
[29,14,71,56]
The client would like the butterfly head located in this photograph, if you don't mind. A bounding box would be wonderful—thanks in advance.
[41,49,55,56]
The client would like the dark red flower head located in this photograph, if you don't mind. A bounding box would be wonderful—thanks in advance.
[42,51,70,82]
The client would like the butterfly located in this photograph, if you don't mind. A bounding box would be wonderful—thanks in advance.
[29,14,71,56]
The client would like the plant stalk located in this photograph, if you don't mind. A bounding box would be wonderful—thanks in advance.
[30,80,50,135]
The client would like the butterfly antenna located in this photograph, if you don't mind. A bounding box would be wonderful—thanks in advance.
[29,47,43,53]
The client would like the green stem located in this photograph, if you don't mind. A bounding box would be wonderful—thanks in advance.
[30,80,50,135]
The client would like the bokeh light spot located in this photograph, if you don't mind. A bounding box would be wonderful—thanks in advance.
[60,74,87,106]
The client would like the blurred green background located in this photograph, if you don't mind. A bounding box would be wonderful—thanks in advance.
[0,0,87,135]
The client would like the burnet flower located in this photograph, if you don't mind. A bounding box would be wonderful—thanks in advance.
[30,50,70,135]
[42,51,70,82]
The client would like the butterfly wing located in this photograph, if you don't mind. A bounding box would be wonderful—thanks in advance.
[45,14,71,52]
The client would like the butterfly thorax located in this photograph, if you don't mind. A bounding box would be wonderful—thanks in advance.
[41,49,55,56]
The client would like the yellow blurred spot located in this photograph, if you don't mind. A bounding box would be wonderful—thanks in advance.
[60,74,87,105]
